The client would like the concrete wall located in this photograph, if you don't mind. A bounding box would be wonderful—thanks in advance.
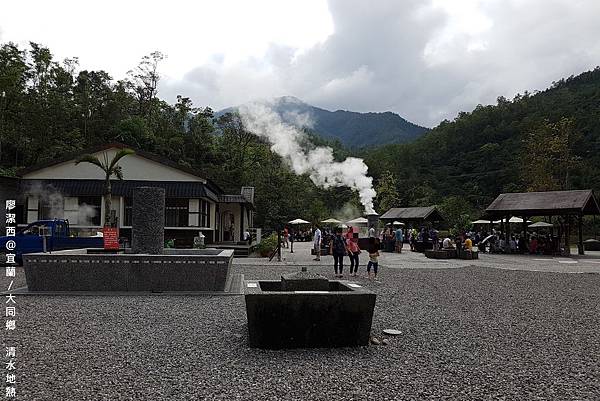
[22,148,205,182]
[23,248,234,292]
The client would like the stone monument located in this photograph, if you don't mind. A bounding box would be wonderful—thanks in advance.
[132,186,165,254]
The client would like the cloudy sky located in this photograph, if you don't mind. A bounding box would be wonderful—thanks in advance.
[1,0,599,127]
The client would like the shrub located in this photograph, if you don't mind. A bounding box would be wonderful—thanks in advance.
[256,233,278,257]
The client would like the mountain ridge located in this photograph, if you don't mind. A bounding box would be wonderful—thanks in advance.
[217,96,429,148]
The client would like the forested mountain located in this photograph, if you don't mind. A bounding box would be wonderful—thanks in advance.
[1,41,599,232]
[218,96,429,148]
[365,67,600,218]
[0,42,360,229]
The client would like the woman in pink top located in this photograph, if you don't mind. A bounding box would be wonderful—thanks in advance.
[347,233,361,277]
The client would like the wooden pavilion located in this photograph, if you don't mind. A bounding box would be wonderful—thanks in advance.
[485,190,600,255]
[379,206,444,227]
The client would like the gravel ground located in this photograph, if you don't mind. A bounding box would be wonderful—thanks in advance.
[5,262,600,400]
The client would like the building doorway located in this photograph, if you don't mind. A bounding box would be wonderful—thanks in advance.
[222,211,235,242]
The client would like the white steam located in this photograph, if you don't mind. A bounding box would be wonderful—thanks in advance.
[24,183,98,226]
[238,101,377,214]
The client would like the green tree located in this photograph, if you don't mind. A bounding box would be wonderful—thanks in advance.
[126,51,165,118]
[75,149,135,226]
[522,118,582,191]
[375,170,401,213]
[438,195,474,235]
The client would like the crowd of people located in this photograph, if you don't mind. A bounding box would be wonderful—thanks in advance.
[311,225,382,280]
[278,222,561,281]
[476,231,560,254]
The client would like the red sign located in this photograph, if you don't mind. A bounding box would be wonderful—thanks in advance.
[103,227,120,250]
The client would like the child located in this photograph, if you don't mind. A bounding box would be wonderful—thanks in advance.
[347,232,361,277]
[367,238,380,280]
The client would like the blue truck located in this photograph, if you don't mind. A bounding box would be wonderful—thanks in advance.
[0,219,105,265]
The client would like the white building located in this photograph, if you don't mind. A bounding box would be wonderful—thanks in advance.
[15,143,255,245]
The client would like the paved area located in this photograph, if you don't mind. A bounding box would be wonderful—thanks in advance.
[3,243,600,400]
[241,241,600,274]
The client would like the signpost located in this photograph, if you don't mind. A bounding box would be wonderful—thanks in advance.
[103,227,119,250]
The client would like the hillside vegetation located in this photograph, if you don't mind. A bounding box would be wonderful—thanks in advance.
[365,68,600,213]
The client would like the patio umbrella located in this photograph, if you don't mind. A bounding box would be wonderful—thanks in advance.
[288,218,310,225]
[392,221,405,226]
[346,217,369,225]
[493,217,532,224]
[528,221,553,228]
[472,219,492,224]
[321,218,342,224]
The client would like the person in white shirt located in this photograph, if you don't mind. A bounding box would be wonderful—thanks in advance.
[313,226,322,261]
[442,237,454,249]
[368,225,376,238]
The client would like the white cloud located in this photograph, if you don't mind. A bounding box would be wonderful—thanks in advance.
[2,0,600,127]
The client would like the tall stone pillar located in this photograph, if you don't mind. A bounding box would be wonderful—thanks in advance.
[132,187,165,254]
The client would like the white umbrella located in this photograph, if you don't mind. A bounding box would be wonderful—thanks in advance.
[493,217,532,224]
[472,219,492,224]
[346,217,368,225]
[288,218,310,225]
[509,217,534,223]
[392,221,405,226]
[321,218,342,224]
[528,221,553,228]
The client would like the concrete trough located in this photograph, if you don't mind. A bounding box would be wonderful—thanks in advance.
[23,248,234,292]
[245,277,376,349]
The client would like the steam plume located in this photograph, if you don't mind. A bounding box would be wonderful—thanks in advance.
[238,101,377,214]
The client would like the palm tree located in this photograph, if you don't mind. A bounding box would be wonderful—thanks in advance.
[75,148,135,227]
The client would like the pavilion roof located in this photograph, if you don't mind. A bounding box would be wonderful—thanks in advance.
[380,206,444,221]
[485,190,599,216]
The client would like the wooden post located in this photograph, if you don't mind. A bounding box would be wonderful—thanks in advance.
[505,215,511,253]
[565,216,571,255]
[578,213,584,255]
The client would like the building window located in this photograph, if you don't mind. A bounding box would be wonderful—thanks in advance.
[201,200,210,227]
[124,197,132,226]
[39,196,64,220]
[77,196,101,226]
[165,198,188,227]
[189,199,211,228]
[27,197,40,223]
[124,197,202,227]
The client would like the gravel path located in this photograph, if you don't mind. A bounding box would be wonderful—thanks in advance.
[6,263,600,400]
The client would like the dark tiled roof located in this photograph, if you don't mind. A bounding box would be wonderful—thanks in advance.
[486,190,599,215]
[380,206,443,221]
[20,179,219,202]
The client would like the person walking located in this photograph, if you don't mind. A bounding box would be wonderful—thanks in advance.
[347,232,361,277]
[430,228,439,251]
[409,228,417,251]
[283,226,289,248]
[330,227,347,277]
[367,237,380,280]
[313,226,322,261]
[394,226,404,253]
